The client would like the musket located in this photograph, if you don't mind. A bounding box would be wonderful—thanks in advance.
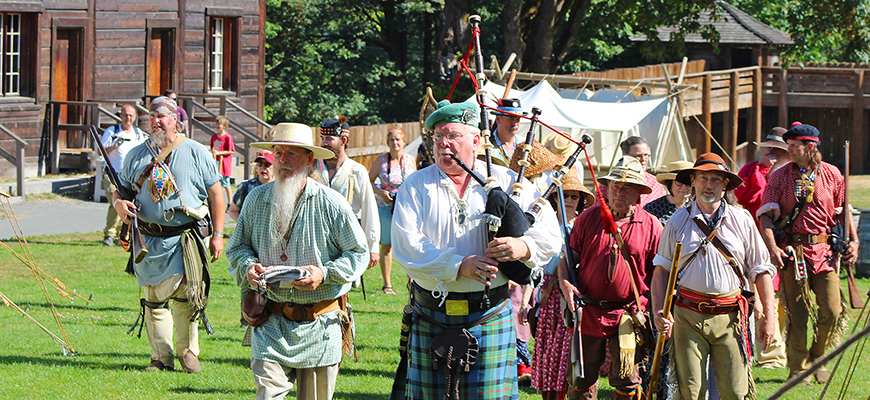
[89,126,147,263]
[842,140,862,309]
[556,184,585,382]
[648,241,682,400]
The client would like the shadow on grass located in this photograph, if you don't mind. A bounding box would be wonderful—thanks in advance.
[755,376,787,384]
[0,353,146,371]
[12,301,133,313]
[169,386,252,396]
[4,240,106,247]
[202,355,255,369]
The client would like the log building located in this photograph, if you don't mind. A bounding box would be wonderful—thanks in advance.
[0,0,266,188]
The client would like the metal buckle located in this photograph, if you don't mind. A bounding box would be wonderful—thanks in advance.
[445,299,469,316]
[697,301,714,313]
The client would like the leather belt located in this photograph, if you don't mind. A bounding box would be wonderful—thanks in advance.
[412,283,510,316]
[579,295,632,310]
[675,294,739,315]
[268,298,341,322]
[139,220,197,238]
[789,233,830,245]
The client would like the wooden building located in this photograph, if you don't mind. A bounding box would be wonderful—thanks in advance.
[0,0,266,186]
[632,0,794,69]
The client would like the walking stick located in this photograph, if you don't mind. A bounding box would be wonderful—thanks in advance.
[649,242,682,400]
[556,184,585,382]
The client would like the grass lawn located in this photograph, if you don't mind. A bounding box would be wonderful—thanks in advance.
[1,231,869,399]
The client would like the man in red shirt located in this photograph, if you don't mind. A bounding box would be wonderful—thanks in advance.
[735,127,791,228]
[758,123,860,384]
[558,156,663,399]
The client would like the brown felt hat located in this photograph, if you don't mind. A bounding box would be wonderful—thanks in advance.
[509,140,566,178]
[675,153,743,191]
[753,127,789,151]
[541,132,577,156]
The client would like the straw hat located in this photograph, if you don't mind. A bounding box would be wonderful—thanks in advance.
[597,156,652,194]
[656,160,695,185]
[551,165,595,209]
[675,153,743,191]
[541,132,577,157]
[509,140,566,178]
[253,123,335,160]
[753,127,789,151]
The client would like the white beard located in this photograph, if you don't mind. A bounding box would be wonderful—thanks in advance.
[270,168,307,243]
[151,129,167,148]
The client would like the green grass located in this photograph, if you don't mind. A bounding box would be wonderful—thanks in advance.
[850,175,870,209]
[1,232,869,399]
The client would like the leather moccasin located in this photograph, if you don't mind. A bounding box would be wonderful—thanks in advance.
[144,359,174,372]
[178,351,202,373]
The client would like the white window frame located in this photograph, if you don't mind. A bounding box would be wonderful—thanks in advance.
[210,18,224,91]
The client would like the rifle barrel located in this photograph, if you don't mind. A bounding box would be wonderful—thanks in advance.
[649,241,682,398]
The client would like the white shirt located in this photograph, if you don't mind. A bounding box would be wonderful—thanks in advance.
[653,201,776,294]
[392,161,561,295]
[100,124,147,172]
[315,158,380,253]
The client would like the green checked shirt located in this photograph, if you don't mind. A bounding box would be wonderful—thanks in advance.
[226,178,368,368]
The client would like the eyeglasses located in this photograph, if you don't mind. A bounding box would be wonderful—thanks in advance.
[565,194,581,200]
[432,133,468,142]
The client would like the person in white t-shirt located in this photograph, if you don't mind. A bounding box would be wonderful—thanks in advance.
[100,104,147,246]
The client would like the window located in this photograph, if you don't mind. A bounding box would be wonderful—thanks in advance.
[208,16,238,92]
[0,12,35,97]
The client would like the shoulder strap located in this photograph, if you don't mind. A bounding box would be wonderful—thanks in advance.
[155,136,186,163]
[692,217,747,287]
[612,231,646,311]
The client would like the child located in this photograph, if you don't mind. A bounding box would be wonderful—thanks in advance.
[211,115,235,204]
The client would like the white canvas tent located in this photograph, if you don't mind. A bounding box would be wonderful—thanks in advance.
[467,80,693,172]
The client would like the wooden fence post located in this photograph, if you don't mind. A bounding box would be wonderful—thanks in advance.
[853,70,865,173]
[778,68,788,127]
[751,67,762,159]
[702,73,712,154]
[725,71,739,169]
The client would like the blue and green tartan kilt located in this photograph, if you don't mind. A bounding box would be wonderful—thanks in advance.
[406,299,518,400]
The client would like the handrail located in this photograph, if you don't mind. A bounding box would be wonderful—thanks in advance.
[226,99,272,130]
[189,101,261,142]
[97,106,122,124]
[0,123,27,196]
[188,101,260,180]
[681,65,760,79]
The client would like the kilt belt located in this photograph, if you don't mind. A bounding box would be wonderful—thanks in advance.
[412,283,510,316]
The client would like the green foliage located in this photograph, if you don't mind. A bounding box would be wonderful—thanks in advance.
[731,0,870,64]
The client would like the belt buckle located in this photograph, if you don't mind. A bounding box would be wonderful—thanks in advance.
[445,299,469,316]
[697,301,714,314]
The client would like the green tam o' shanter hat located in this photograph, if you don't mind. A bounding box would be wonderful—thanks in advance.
[424,100,479,131]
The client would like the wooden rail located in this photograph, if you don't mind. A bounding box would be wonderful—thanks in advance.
[0,124,27,197]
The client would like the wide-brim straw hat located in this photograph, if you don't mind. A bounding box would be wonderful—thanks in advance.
[597,156,652,194]
[551,165,595,209]
[541,131,577,157]
[656,160,695,185]
[509,140,566,178]
[753,127,788,151]
[253,123,335,160]
[675,153,743,191]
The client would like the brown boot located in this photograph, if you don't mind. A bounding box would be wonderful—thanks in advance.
[177,350,202,373]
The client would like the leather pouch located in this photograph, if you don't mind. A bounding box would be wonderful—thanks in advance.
[242,290,271,327]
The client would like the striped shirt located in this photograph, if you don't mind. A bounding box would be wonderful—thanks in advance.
[226,178,368,367]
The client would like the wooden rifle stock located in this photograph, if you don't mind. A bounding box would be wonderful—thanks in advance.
[89,126,148,263]
[842,141,862,309]
[649,242,682,399]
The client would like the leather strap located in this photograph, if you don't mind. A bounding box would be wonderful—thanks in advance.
[674,294,740,315]
[692,218,746,288]
[789,233,830,245]
[268,298,341,322]
[611,230,646,312]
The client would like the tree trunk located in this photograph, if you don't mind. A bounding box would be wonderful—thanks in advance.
[503,0,525,72]
[525,0,558,73]
[435,0,472,84]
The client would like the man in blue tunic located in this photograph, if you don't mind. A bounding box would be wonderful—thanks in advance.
[227,122,369,400]
[113,96,226,373]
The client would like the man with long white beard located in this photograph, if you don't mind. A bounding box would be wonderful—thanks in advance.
[227,122,368,400]
[113,96,226,373]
